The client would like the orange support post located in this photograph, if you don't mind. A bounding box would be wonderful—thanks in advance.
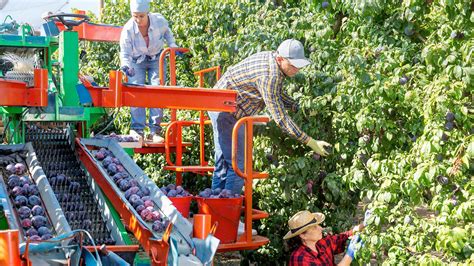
[0,69,48,107]
[212,116,270,252]
[0,230,20,266]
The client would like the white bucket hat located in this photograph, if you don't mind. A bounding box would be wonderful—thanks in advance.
[130,0,151,13]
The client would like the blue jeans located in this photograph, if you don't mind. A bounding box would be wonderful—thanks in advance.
[208,111,245,194]
[129,57,164,134]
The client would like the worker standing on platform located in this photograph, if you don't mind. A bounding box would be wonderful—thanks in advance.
[119,0,179,143]
[208,39,332,194]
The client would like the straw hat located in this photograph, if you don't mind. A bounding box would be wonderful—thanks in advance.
[283,210,325,240]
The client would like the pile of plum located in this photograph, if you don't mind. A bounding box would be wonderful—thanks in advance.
[93,133,138,142]
[198,188,241,199]
[159,184,191,197]
[4,162,54,241]
[92,148,168,233]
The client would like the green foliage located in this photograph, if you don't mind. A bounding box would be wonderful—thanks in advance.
[85,0,473,264]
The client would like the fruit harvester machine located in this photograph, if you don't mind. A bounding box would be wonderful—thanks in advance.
[0,10,270,264]
[0,141,132,265]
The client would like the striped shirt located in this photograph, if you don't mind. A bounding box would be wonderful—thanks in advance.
[120,13,177,67]
[214,51,309,143]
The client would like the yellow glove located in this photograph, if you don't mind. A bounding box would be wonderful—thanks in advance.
[307,138,332,156]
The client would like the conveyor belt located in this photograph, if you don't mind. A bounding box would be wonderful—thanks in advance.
[25,124,115,245]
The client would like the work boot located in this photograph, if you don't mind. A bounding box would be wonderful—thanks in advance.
[146,133,164,143]
[129,129,144,139]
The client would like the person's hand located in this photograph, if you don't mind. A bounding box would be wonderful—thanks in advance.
[175,51,185,57]
[120,66,135,77]
[292,103,300,113]
[307,138,332,156]
[346,234,363,259]
[363,209,372,226]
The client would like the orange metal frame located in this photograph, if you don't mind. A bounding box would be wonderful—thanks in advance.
[0,69,48,107]
[54,20,122,42]
[214,116,270,252]
[162,66,222,185]
[86,70,236,111]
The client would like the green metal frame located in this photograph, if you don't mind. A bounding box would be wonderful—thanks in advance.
[0,20,136,255]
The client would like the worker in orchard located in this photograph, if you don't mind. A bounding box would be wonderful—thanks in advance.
[119,0,179,143]
[285,210,369,265]
[208,39,332,194]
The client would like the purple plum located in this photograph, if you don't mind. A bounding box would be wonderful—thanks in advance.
[31,205,44,216]
[31,215,47,229]
[27,185,39,196]
[15,163,26,175]
[152,220,166,233]
[37,226,51,237]
[8,177,20,189]
[135,205,145,213]
[28,195,41,206]
[21,218,32,228]
[119,179,130,191]
[6,163,16,174]
[29,235,42,241]
[26,228,38,237]
[19,176,30,186]
[167,190,177,197]
[14,195,28,207]
[140,187,150,196]
[12,186,26,196]
[18,206,31,219]
[41,234,53,240]
[144,200,153,208]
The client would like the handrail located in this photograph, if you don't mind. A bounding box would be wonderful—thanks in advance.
[159,47,189,87]
[231,116,270,180]
[231,116,270,243]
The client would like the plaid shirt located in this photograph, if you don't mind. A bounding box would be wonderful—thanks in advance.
[120,13,177,67]
[289,231,352,266]
[214,51,309,144]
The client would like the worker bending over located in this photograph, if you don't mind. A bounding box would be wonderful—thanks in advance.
[209,39,332,194]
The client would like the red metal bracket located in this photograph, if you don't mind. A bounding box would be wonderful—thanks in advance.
[55,21,122,42]
[0,69,48,107]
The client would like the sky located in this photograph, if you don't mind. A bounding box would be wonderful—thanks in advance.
[0,0,101,31]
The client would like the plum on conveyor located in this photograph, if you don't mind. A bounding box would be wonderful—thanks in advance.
[92,147,169,233]
[1,160,56,242]
[25,126,116,246]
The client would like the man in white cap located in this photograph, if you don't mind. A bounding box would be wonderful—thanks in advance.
[119,0,179,143]
[208,39,332,195]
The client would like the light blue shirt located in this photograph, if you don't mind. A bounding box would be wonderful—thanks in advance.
[119,13,177,67]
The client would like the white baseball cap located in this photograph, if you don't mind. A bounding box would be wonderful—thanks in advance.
[277,39,312,68]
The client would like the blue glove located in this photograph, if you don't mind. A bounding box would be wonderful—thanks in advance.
[363,209,372,226]
[120,66,135,77]
[346,234,363,259]
[175,51,185,57]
